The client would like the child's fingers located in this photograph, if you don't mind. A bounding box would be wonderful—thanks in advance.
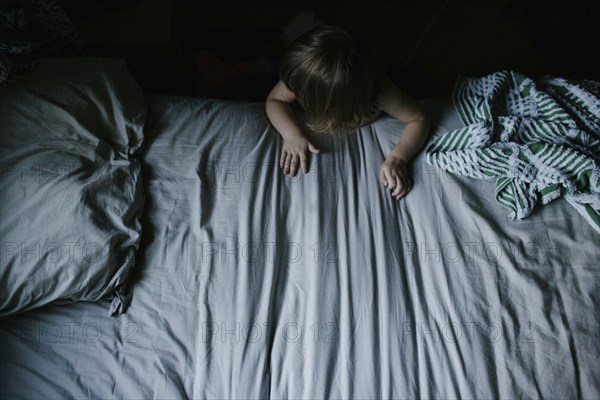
[284,153,293,175]
[300,153,309,174]
[395,176,412,200]
[396,187,408,200]
[379,171,387,187]
[290,154,301,176]
[280,150,287,169]
[385,171,396,189]
[381,167,391,185]
[395,184,407,199]
[379,168,387,186]
[392,176,404,197]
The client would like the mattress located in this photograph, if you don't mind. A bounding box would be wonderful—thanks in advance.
[1,94,599,399]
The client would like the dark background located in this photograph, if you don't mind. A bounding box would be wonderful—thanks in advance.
[73,0,600,100]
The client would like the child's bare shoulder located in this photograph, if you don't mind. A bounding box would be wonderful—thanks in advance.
[267,80,297,103]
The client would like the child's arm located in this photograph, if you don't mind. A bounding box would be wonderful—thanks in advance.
[266,80,320,176]
[377,76,430,200]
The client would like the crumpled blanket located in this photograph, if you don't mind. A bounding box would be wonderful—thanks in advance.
[426,71,600,233]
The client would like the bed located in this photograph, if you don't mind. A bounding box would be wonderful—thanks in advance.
[1,58,598,399]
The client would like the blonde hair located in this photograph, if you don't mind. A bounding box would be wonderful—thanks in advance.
[280,24,379,136]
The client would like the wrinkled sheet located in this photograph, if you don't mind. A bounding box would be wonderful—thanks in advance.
[1,96,598,399]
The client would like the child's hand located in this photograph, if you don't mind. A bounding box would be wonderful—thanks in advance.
[379,155,412,200]
[280,136,320,176]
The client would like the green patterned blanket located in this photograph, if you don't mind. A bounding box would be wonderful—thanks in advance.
[425,71,600,233]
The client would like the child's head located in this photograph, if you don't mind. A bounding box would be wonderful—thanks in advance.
[280,24,378,135]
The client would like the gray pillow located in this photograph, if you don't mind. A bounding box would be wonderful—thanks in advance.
[0,58,145,317]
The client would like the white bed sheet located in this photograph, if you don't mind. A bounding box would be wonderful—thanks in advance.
[1,96,598,399]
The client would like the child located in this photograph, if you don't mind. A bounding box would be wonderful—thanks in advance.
[265,24,430,200]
